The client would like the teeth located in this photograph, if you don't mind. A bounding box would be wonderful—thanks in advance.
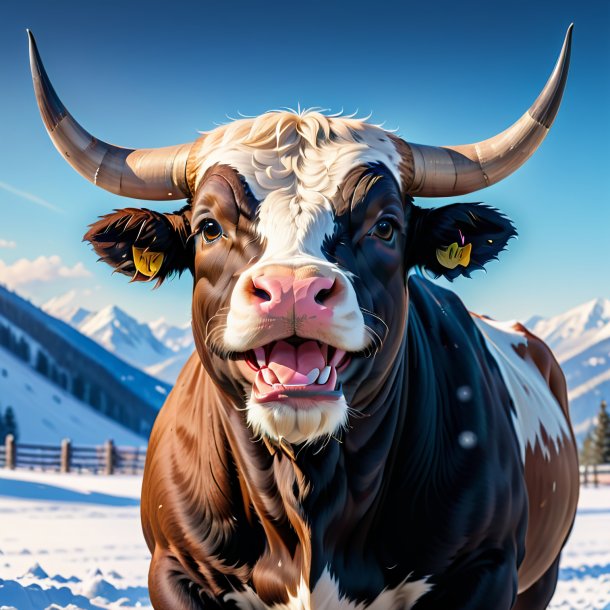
[254,347,266,368]
[281,368,321,387]
[306,368,320,384]
[317,366,331,385]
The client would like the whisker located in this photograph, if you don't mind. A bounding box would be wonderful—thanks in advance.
[360,307,390,335]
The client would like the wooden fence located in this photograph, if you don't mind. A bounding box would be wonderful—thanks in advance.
[0,434,146,475]
[580,463,610,487]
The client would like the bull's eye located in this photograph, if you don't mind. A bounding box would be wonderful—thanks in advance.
[371,219,395,242]
[201,219,223,243]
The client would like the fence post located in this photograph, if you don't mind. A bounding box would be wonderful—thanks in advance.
[104,439,115,475]
[5,434,15,470]
[60,438,71,473]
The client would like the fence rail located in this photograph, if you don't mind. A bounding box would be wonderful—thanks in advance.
[0,434,146,475]
[1,433,608,483]
[580,463,610,487]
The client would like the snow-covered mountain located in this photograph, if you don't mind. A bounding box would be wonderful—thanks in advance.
[526,298,610,441]
[0,344,145,445]
[0,285,170,444]
[149,317,193,352]
[43,296,194,384]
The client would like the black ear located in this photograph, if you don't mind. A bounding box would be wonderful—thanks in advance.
[84,205,193,286]
[409,202,517,280]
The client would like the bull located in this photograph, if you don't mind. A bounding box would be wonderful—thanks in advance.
[29,26,578,610]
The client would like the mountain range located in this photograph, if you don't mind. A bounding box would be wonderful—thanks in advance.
[0,285,171,445]
[43,291,194,384]
[526,297,610,441]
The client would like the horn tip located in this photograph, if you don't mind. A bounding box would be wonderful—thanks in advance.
[27,29,40,67]
[565,23,574,46]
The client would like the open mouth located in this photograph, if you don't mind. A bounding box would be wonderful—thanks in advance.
[243,338,350,404]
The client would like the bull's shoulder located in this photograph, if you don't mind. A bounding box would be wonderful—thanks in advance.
[470,314,572,461]
[473,317,569,418]
[512,323,569,419]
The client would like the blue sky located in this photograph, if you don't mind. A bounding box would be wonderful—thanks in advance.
[0,0,608,326]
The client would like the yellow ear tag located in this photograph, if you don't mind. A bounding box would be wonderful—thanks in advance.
[132,246,164,278]
[436,242,472,270]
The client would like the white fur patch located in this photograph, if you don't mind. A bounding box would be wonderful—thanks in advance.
[246,397,349,445]
[473,316,571,461]
[192,111,402,259]
[224,569,432,610]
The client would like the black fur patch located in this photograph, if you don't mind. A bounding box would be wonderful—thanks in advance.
[84,205,193,285]
[410,202,517,280]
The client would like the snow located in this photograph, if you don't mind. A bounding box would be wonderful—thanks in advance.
[1,286,171,408]
[0,345,146,445]
[525,298,610,444]
[0,470,150,610]
[527,298,610,365]
[148,317,193,352]
[549,486,610,609]
[0,470,608,609]
[44,296,194,385]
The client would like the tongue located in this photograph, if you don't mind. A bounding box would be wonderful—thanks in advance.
[267,341,326,385]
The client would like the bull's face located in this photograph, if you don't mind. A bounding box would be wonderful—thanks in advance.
[83,113,517,445]
[187,120,413,444]
[28,28,571,445]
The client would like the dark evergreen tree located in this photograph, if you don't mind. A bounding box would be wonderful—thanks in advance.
[593,400,610,464]
[35,350,49,377]
[580,430,596,466]
[0,408,6,441]
[72,374,85,401]
[17,336,30,363]
[3,406,18,442]
[0,324,9,348]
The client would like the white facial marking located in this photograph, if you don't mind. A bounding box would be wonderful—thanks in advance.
[192,111,402,259]
[224,569,432,610]
[247,398,348,446]
[473,316,571,462]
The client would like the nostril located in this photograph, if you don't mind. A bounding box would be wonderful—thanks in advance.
[251,277,274,303]
[253,286,272,302]
[314,281,336,305]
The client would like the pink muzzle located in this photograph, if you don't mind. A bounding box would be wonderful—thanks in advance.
[251,275,336,321]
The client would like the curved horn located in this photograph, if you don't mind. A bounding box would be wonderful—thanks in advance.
[397,24,573,197]
[28,31,193,201]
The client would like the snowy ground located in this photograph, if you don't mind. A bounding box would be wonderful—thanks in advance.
[0,471,608,609]
[0,471,150,609]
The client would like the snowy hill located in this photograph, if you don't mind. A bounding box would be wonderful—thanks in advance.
[526,298,610,441]
[0,285,171,443]
[0,345,145,445]
[44,295,194,384]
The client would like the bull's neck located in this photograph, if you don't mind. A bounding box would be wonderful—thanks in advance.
[216,330,410,514]
[300,331,409,531]
[198,331,409,598]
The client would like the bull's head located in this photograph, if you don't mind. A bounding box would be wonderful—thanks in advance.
[28,27,572,446]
